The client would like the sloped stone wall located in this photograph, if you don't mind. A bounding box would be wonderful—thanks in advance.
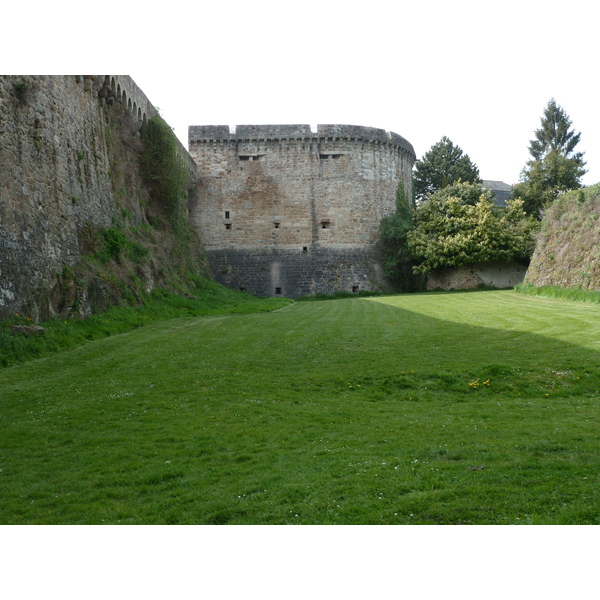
[523,187,600,290]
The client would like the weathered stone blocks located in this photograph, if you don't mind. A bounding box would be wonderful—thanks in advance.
[189,124,415,297]
[0,75,195,320]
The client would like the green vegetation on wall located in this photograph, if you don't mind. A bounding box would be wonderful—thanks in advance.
[139,116,191,219]
[379,185,424,291]
[98,227,149,264]
[22,105,207,322]
[523,183,600,289]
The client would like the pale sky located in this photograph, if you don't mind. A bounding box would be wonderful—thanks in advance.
[6,0,599,187]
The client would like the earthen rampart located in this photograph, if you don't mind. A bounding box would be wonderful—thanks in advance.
[189,124,415,297]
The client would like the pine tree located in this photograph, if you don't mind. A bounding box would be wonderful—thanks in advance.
[512,99,586,218]
[528,98,585,164]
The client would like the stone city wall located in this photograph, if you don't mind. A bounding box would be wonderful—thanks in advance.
[0,75,195,320]
[426,261,528,291]
[189,124,415,297]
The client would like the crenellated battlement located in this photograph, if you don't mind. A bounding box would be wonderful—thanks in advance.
[189,123,415,161]
[0,74,417,314]
[188,122,416,298]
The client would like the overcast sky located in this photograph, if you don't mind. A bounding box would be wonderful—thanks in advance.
[7,0,599,187]
[132,0,598,186]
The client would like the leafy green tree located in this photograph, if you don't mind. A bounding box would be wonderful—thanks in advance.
[512,99,586,218]
[407,182,537,274]
[380,185,423,291]
[413,136,481,203]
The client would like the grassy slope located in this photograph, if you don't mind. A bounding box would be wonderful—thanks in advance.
[0,279,291,368]
[1,290,598,524]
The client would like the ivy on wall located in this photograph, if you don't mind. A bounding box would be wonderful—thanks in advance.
[139,116,191,218]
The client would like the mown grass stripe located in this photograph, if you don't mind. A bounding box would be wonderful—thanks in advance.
[1,290,599,524]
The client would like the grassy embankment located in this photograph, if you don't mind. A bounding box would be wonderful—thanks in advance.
[0,280,291,368]
[524,183,600,290]
[1,289,598,524]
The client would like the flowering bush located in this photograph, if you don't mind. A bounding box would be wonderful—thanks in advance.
[407,182,538,274]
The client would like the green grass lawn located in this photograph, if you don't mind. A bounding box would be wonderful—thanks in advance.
[1,289,598,524]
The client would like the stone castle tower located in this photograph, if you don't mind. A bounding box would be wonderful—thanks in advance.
[189,124,416,298]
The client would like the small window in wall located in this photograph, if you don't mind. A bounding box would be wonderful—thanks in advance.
[239,286,246,292]
[302,246,308,253]
[275,287,282,295]
[225,223,232,230]
[225,211,230,219]
[321,218,331,229]
[274,222,280,229]
[239,155,252,161]
[352,285,359,293]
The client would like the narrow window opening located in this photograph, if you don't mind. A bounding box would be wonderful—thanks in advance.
[225,223,232,230]
[302,246,308,253]
[225,211,230,219]
[352,285,359,293]
[239,154,263,161]
[321,222,330,229]
[275,287,282,295]
[274,222,280,229]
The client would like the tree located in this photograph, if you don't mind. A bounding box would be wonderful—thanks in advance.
[413,136,481,203]
[528,98,585,162]
[407,182,537,274]
[380,185,423,291]
[511,99,586,218]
